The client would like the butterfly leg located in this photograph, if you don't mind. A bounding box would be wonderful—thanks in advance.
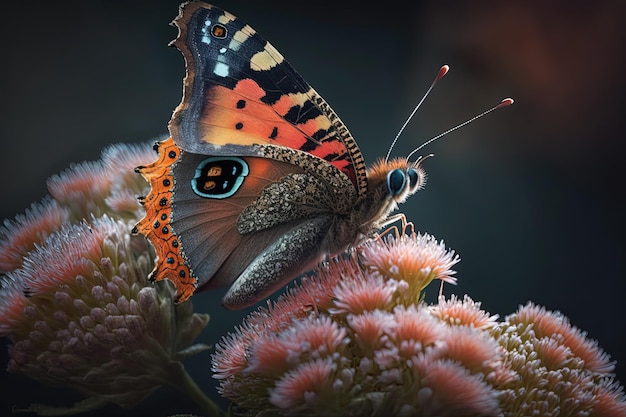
[354,213,415,248]
[222,216,332,309]
[374,213,415,238]
[380,212,414,233]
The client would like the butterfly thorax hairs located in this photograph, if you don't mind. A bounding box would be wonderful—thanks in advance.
[328,156,427,251]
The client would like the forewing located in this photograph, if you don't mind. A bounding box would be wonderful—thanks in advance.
[169,2,367,196]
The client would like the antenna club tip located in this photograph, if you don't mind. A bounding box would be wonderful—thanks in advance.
[436,65,450,82]
[497,98,514,108]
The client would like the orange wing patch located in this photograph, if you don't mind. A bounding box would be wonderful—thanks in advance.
[198,79,357,187]
[134,137,195,303]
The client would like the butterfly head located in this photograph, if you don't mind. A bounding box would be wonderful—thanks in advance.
[368,156,429,205]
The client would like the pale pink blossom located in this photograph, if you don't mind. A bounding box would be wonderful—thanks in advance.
[440,325,502,371]
[431,294,499,329]
[331,272,395,314]
[414,358,500,417]
[391,304,444,359]
[594,378,626,417]
[347,309,395,351]
[47,160,112,217]
[245,316,348,376]
[211,328,250,382]
[508,302,615,374]
[0,198,69,273]
[360,232,459,298]
[269,357,336,410]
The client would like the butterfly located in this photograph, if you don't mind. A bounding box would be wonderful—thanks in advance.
[134,1,428,309]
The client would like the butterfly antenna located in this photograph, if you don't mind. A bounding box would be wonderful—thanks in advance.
[384,65,450,162]
[406,97,514,161]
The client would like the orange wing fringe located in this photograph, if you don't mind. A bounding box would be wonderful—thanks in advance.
[134,137,196,303]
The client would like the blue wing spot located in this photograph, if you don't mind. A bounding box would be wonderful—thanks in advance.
[214,62,229,77]
[192,157,249,199]
[200,19,212,44]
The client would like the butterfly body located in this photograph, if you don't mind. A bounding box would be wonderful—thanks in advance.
[134,2,426,308]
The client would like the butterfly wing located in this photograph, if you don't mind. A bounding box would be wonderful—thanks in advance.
[169,1,367,194]
[136,2,367,304]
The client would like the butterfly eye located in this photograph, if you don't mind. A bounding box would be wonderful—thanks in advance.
[408,168,420,188]
[387,169,407,196]
[407,167,427,192]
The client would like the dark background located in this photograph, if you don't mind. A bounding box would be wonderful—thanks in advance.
[1,1,625,415]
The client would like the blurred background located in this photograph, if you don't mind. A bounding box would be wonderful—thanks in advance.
[1,0,625,415]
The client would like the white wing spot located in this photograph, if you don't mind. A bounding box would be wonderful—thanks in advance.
[201,19,212,45]
[214,62,229,77]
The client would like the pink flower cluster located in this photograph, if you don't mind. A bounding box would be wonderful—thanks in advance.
[0,142,214,414]
[0,142,153,275]
[212,233,626,416]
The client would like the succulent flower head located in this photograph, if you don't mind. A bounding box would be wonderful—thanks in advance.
[0,142,210,411]
[212,233,626,417]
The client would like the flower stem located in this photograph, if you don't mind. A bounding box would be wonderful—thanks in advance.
[168,361,225,417]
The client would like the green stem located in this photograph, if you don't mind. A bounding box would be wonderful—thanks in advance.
[168,361,225,417]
